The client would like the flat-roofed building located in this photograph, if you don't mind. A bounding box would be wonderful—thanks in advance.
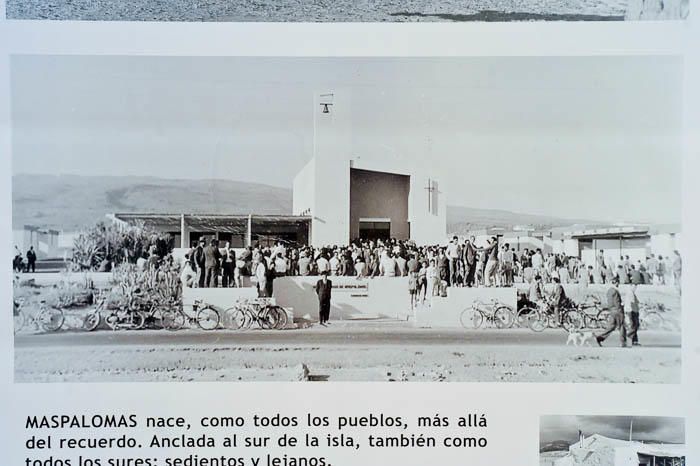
[293,91,447,246]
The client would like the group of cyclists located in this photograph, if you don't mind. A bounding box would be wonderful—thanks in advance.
[516,272,645,346]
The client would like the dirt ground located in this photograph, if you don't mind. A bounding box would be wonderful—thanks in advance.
[14,327,680,383]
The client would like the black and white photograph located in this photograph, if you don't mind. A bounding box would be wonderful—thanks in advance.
[4,0,690,21]
[11,54,682,383]
[540,415,686,466]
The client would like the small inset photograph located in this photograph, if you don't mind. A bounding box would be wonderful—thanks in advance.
[540,415,686,466]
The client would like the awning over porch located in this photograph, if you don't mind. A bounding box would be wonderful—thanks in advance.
[112,213,311,247]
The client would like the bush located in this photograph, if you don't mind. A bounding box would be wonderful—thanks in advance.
[105,263,182,311]
[72,220,173,271]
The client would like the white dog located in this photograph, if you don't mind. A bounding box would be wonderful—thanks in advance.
[566,329,594,347]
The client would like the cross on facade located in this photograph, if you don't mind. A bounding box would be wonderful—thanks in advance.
[425,178,439,215]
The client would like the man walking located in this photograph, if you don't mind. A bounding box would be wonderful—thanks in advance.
[625,284,641,346]
[596,276,627,347]
[316,271,333,326]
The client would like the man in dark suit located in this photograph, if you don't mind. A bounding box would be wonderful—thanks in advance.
[221,241,235,288]
[463,236,477,287]
[26,246,37,273]
[315,271,333,326]
[596,276,627,347]
[194,239,206,288]
[204,239,222,288]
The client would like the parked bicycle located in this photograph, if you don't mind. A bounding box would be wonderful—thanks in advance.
[460,298,515,329]
[517,300,585,333]
[82,305,102,331]
[226,298,289,330]
[161,299,221,331]
[574,294,609,329]
[94,292,148,330]
[14,298,65,334]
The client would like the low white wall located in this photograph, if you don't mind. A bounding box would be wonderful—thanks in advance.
[273,276,410,321]
[415,287,517,328]
[184,278,521,328]
[274,277,518,328]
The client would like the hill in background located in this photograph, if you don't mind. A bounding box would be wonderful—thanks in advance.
[13,174,596,233]
[12,174,292,231]
[446,205,594,233]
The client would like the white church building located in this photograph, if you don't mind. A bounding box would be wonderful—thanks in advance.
[293,91,447,247]
[111,91,448,250]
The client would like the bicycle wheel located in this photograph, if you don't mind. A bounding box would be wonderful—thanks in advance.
[527,310,547,332]
[273,306,289,329]
[223,307,247,330]
[196,306,220,331]
[38,307,65,332]
[130,311,146,330]
[82,310,101,331]
[562,310,585,331]
[161,309,185,331]
[641,311,663,330]
[14,311,26,334]
[267,305,287,330]
[460,308,483,329]
[259,310,276,329]
[516,308,533,328]
[151,306,171,329]
[266,305,288,330]
[493,306,515,329]
[105,312,120,330]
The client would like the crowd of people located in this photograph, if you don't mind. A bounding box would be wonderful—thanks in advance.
[13,235,682,300]
[13,236,680,339]
[176,236,682,293]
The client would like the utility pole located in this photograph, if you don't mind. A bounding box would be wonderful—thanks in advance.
[629,418,634,441]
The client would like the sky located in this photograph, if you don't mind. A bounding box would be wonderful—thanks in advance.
[11,55,683,224]
[540,415,685,445]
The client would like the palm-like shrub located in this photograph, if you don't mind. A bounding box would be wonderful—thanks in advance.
[72,220,173,271]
